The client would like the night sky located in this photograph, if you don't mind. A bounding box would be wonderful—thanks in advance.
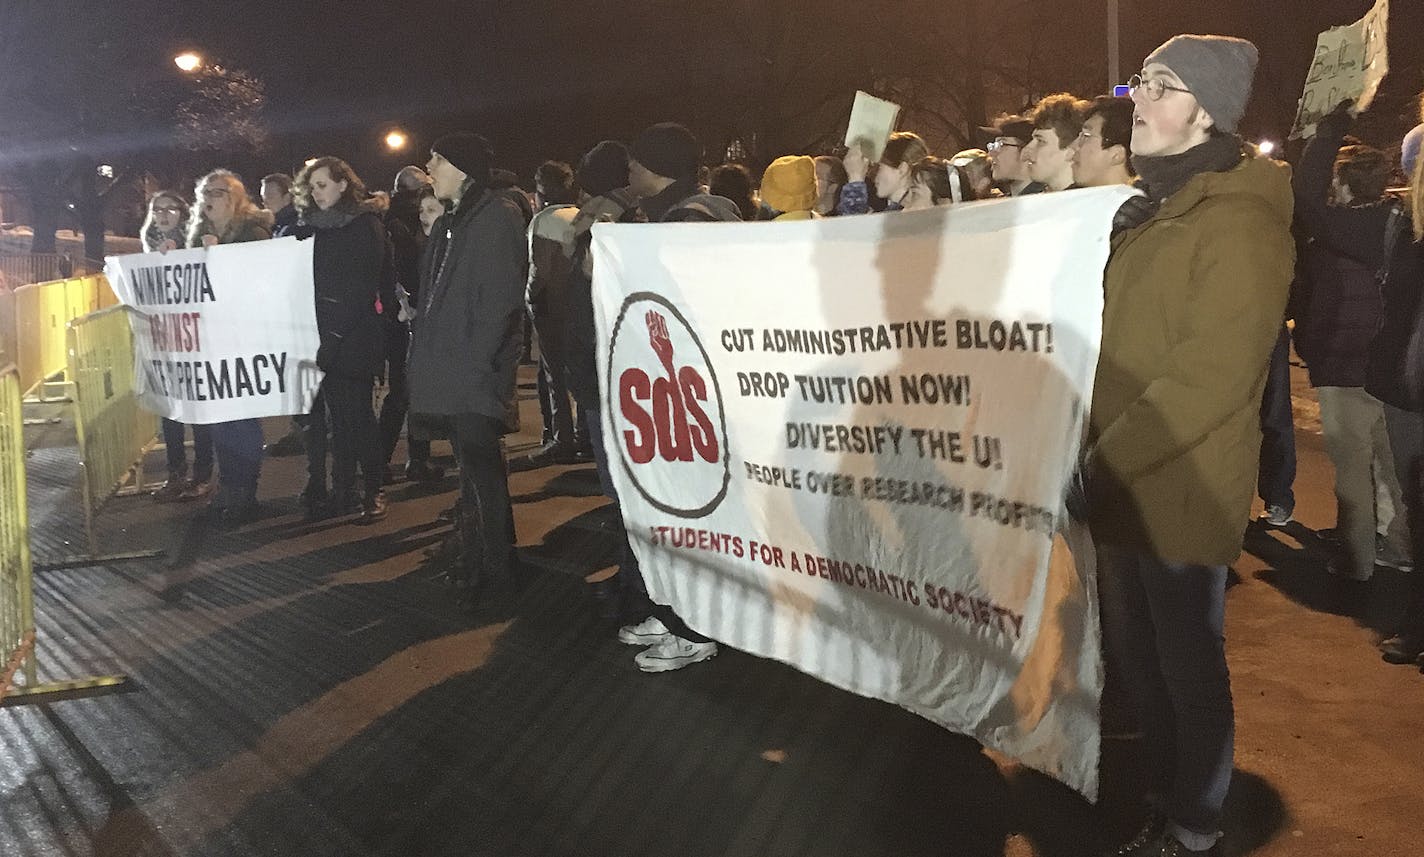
[3,0,1421,190]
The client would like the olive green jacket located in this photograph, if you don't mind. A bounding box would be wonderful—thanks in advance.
[1089,155,1296,565]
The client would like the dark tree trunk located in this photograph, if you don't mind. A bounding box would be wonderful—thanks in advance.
[77,163,106,264]
[26,163,60,255]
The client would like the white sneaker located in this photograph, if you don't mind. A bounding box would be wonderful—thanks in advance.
[635,636,718,672]
[618,616,672,646]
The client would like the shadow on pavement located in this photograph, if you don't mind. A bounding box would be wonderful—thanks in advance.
[1245,521,1410,635]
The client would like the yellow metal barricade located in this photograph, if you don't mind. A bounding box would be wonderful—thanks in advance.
[68,305,157,556]
[96,275,119,309]
[10,274,114,402]
[1,359,130,704]
[1,364,36,699]
[12,282,47,394]
[0,288,15,367]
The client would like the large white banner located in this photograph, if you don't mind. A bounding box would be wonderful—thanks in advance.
[105,237,321,424]
[592,186,1138,798]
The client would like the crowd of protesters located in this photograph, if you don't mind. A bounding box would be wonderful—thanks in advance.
[129,31,1424,856]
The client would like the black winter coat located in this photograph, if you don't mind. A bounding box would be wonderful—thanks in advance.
[1291,120,1389,388]
[408,188,527,432]
[1297,110,1423,408]
[292,203,395,380]
[386,189,424,304]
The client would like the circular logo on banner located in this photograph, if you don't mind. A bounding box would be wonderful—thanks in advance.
[605,291,731,518]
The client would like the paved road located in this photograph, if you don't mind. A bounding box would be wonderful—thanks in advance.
[1,363,1421,857]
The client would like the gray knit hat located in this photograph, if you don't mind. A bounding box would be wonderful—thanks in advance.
[1145,35,1259,134]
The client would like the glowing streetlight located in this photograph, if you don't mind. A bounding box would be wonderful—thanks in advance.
[174,52,203,73]
[384,130,408,151]
[1257,140,1277,157]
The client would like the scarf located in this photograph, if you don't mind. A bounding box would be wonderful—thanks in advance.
[1114,134,1245,234]
[1132,134,1244,205]
[302,201,361,230]
[144,223,184,252]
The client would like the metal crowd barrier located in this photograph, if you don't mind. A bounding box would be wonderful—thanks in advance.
[0,363,128,704]
[8,274,118,402]
[59,305,162,566]
[0,253,76,288]
[0,287,14,366]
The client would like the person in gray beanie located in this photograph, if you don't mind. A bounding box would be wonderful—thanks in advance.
[1086,34,1295,857]
[1141,34,1258,134]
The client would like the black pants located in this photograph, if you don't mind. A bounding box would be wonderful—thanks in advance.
[453,413,517,584]
[162,418,213,480]
[378,320,431,465]
[1386,404,1424,642]
[1257,324,1297,511]
[566,380,707,643]
[530,299,580,447]
[307,376,383,497]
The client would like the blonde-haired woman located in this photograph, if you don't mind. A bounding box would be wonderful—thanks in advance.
[142,191,215,502]
[189,170,273,526]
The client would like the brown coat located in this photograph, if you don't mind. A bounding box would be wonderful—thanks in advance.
[1088,155,1296,565]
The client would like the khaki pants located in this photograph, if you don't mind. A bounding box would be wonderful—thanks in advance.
[1317,386,1410,577]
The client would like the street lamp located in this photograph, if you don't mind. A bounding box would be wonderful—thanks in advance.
[1257,140,1277,158]
[384,130,408,151]
[1107,0,1120,92]
[174,52,203,73]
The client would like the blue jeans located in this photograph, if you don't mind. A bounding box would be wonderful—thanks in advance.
[211,418,264,505]
[1097,545,1232,850]
[1257,324,1296,512]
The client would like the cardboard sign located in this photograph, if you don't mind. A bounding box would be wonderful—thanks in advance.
[845,91,902,161]
[1291,0,1390,140]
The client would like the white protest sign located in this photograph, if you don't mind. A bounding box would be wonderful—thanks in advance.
[1291,0,1390,140]
[104,237,321,424]
[592,186,1139,799]
[845,90,902,161]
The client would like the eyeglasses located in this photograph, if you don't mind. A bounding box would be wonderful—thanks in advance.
[987,138,1023,153]
[1127,74,1193,101]
[153,205,184,214]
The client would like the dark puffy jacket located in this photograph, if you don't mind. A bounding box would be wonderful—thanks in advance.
[291,200,395,380]
[1366,219,1423,411]
[1290,120,1388,388]
[1296,109,1421,407]
[1293,246,1382,388]
[408,187,527,431]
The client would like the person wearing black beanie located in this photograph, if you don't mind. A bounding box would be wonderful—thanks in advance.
[577,140,630,198]
[408,132,527,605]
